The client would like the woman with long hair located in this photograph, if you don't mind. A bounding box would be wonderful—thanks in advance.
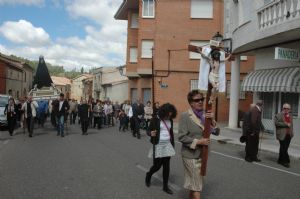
[145,103,177,195]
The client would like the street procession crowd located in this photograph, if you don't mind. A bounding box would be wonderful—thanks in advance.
[2,93,157,138]
[2,90,294,199]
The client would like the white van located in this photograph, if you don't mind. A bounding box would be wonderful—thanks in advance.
[0,94,10,129]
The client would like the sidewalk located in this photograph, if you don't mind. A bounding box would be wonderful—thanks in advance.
[173,122,300,160]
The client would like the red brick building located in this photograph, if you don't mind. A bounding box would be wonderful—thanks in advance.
[0,54,34,98]
[115,0,253,122]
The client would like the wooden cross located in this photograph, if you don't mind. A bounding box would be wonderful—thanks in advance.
[188,44,233,176]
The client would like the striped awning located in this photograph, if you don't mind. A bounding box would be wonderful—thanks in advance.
[241,67,300,93]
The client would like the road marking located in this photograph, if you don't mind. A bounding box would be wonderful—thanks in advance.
[136,163,181,192]
[211,151,300,177]
[175,140,300,177]
[3,140,9,145]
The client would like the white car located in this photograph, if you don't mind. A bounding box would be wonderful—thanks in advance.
[0,94,10,129]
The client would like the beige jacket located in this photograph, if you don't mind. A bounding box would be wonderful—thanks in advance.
[21,101,38,118]
[178,109,205,159]
[144,106,153,120]
[274,112,294,141]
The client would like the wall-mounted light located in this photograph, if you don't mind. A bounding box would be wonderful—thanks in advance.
[118,65,126,76]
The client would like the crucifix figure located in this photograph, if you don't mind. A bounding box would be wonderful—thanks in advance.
[197,47,231,104]
[188,36,233,176]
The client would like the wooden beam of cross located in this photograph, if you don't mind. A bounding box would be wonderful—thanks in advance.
[188,44,233,176]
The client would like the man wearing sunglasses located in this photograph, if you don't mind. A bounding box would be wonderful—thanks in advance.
[275,103,294,168]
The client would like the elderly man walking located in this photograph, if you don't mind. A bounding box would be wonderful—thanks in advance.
[275,103,294,168]
[22,95,38,137]
[245,100,264,162]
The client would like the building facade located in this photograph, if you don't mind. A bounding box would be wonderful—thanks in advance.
[71,74,93,101]
[51,76,71,98]
[92,68,102,100]
[83,76,93,101]
[225,0,300,132]
[115,0,253,121]
[0,54,34,99]
[92,66,128,103]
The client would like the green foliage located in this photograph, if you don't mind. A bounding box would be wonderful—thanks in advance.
[6,54,85,79]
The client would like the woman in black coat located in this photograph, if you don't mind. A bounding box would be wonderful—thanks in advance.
[4,98,17,136]
[145,103,177,195]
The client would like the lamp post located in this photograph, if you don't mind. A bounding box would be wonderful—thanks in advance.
[118,65,126,76]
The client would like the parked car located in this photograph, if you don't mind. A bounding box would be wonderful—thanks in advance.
[0,94,10,130]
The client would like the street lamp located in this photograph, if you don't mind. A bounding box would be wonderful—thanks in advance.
[118,65,126,76]
[211,32,232,53]
[212,31,223,42]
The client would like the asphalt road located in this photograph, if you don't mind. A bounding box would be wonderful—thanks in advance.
[0,121,299,199]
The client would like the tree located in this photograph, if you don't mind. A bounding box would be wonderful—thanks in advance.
[81,67,84,74]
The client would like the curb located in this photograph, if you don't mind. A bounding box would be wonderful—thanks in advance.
[211,135,300,160]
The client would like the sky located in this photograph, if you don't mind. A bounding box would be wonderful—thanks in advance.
[0,0,127,71]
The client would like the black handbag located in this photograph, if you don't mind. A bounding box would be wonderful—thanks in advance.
[239,135,247,143]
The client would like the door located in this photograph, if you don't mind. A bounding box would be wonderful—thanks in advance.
[142,88,151,104]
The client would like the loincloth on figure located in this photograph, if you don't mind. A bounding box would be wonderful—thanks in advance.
[209,71,219,88]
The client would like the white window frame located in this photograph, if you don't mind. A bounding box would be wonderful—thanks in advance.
[141,40,154,59]
[189,40,209,59]
[130,13,138,28]
[142,0,155,18]
[190,79,199,91]
[129,47,138,63]
[240,56,248,61]
[191,0,213,19]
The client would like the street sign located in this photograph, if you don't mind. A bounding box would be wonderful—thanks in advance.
[160,83,168,88]
[275,47,300,61]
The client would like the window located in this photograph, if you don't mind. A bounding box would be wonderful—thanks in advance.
[189,40,209,59]
[131,88,138,103]
[142,0,155,18]
[190,80,199,91]
[191,0,213,19]
[261,92,274,119]
[238,0,251,26]
[131,13,138,28]
[141,40,154,58]
[240,56,248,61]
[226,81,246,99]
[129,47,138,63]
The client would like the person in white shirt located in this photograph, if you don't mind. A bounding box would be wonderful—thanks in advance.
[145,103,177,195]
[21,95,38,137]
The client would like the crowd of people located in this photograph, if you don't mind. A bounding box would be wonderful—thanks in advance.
[2,93,159,139]
[2,90,295,199]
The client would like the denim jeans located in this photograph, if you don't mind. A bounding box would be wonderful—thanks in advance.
[56,115,64,135]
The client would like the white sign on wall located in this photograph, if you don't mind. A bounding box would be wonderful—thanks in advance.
[275,47,300,61]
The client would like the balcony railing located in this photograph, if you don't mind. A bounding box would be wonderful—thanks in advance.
[258,0,300,29]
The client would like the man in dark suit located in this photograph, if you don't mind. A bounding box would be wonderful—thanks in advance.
[132,99,145,139]
[245,100,264,162]
[54,93,70,137]
[78,99,90,135]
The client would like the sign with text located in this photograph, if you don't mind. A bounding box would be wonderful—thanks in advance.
[275,47,300,61]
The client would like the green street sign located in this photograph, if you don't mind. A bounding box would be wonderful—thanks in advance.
[275,47,300,61]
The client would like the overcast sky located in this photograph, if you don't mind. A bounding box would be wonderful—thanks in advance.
[0,0,127,71]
